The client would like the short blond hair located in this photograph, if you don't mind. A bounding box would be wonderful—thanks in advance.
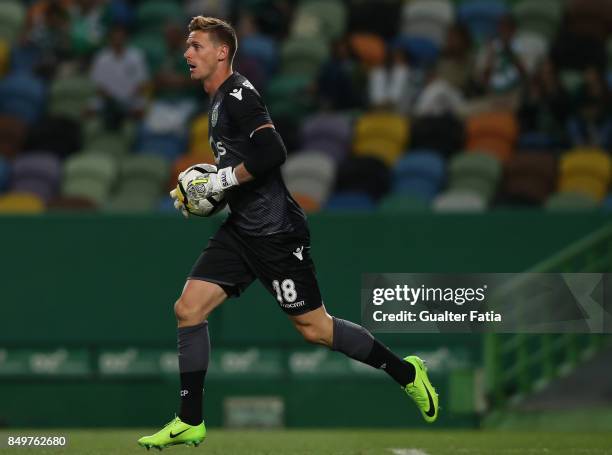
[188,16,237,65]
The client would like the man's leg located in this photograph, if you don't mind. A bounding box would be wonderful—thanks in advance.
[174,279,228,425]
[289,306,438,422]
[138,279,227,449]
[290,306,415,385]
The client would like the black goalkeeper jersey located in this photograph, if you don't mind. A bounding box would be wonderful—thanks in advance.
[208,72,307,236]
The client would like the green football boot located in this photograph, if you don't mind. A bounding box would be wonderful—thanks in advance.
[138,416,206,450]
[403,355,439,423]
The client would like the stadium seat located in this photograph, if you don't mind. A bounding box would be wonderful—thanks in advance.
[353,112,409,165]
[457,0,509,43]
[513,0,562,41]
[283,151,336,204]
[400,0,454,45]
[324,191,376,211]
[501,152,557,205]
[0,39,9,76]
[432,190,487,212]
[49,75,96,121]
[379,193,430,212]
[566,0,610,42]
[0,72,46,124]
[0,156,9,191]
[62,153,118,205]
[0,192,44,213]
[393,35,440,66]
[0,114,27,158]
[0,0,25,43]
[466,111,518,162]
[280,36,329,78]
[293,0,347,40]
[558,148,612,201]
[137,125,188,162]
[11,153,62,202]
[410,115,464,157]
[135,1,184,33]
[86,133,131,158]
[132,32,167,73]
[545,191,599,211]
[240,35,279,76]
[602,194,612,211]
[349,33,386,68]
[266,74,313,123]
[392,150,445,200]
[189,114,215,160]
[24,116,82,159]
[300,113,352,162]
[334,156,391,200]
[47,196,97,212]
[448,152,502,202]
[291,193,321,213]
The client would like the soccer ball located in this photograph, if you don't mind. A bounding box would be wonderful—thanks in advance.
[176,164,227,217]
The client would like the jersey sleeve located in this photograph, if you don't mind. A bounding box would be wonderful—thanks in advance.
[225,87,272,137]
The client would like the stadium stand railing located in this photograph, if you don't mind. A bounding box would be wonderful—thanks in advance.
[484,224,612,409]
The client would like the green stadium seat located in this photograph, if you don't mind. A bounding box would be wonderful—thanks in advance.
[132,32,167,73]
[0,1,25,43]
[62,153,118,205]
[266,74,313,123]
[280,37,329,77]
[49,76,96,121]
[513,0,562,41]
[545,191,599,211]
[448,152,501,202]
[293,0,347,40]
[136,1,184,33]
[86,133,131,158]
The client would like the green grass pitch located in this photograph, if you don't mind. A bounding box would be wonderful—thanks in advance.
[1,429,611,455]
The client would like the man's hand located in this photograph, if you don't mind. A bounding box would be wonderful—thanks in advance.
[205,166,239,196]
[170,187,190,218]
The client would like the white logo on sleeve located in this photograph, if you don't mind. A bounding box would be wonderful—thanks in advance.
[229,88,243,100]
[293,246,304,261]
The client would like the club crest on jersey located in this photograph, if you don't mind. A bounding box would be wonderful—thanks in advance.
[211,101,220,127]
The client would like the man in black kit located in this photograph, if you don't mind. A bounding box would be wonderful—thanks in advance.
[138,16,438,451]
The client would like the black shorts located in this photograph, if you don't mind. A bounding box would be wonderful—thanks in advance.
[189,223,323,316]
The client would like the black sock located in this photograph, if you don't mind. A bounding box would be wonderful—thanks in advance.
[179,370,206,425]
[331,317,415,386]
[365,339,416,387]
[177,322,210,426]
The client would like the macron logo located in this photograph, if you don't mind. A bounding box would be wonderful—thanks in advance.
[293,246,304,261]
[229,88,243,100]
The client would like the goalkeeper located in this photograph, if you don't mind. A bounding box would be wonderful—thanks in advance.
[138,16,438,451]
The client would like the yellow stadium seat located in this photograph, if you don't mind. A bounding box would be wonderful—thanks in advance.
[189,114,215,161]
[0,39,9,77]
[559,175,608,201]
[560,147,612,183]
[353,137,405,165]
[0,192,45,213]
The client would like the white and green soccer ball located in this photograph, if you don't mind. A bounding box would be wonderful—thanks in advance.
[176,164,227,217]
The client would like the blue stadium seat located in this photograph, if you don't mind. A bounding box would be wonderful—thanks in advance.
[0,156,9,191]
[0,71,46,123]
[393,150,445,200]
[393,35,440,66]
[458,0,509,43]
[324,192,376,211]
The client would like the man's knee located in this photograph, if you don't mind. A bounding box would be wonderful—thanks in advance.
[174,280,227,324]
[296,322,332,346]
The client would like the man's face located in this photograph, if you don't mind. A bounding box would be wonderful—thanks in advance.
[184,31,225,81]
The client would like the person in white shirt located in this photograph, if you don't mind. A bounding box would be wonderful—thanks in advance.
[90,25,149,127]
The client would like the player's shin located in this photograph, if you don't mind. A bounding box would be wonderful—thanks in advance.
[177,321,210,425]
[331,317,415,386]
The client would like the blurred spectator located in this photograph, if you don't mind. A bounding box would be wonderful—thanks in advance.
[475,15,526,95]
[24,0,72,77]
[317,37,367,110]
[518,58,571,144]
[413,66,466,117]
[567,66,612,149]
[154,22,197,101]
[436,24,475,94]
[368,47,413,112]
[69,0,107,56]
[90,25,149,129]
